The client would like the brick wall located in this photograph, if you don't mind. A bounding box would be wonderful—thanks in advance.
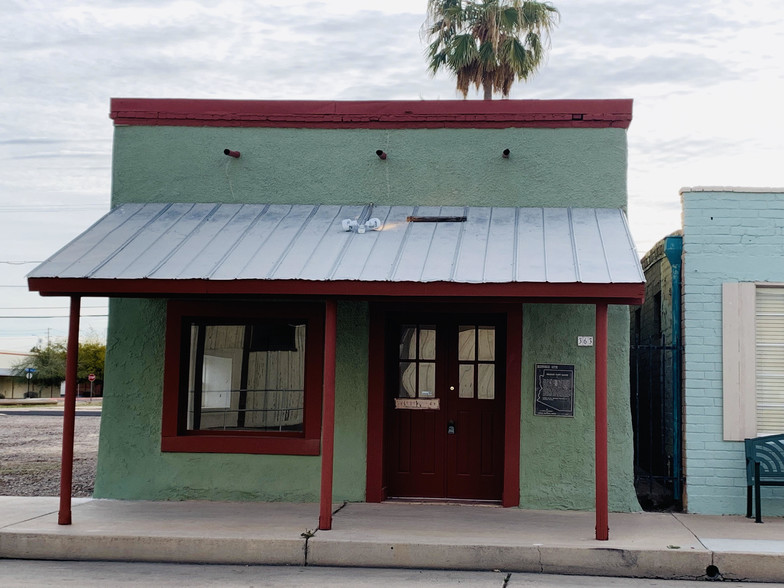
[682,188,784,514]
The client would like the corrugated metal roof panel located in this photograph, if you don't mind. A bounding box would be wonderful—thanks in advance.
[28,203,644,285]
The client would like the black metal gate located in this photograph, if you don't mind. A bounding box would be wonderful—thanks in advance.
[630,335,682,511]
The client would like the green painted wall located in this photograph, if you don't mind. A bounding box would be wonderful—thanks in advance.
[95,120,638,509]
[95,298,368,502]
[520,304,639,512]
[111,126,627,209]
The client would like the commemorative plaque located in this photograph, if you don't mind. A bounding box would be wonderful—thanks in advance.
[534,364,575,417]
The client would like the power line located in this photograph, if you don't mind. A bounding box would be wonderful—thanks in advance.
[0,314,108,319]
[0,204,107,211]
[0,305,107,310]
[0,261,43,265]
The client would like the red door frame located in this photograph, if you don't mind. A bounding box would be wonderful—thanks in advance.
[366,302,521,507]
[595,303,609,540]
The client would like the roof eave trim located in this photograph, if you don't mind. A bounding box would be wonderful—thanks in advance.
[28,277,644,305]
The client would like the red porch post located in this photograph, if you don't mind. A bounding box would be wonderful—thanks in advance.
[58,296,81,525]
[595,303,609,540]
[318,299,338,530]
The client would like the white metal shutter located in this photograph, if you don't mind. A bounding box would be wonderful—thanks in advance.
[756,287,784,435]
[722,282,756,440]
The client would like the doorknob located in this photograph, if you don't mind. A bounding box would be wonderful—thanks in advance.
[447,420,456,434]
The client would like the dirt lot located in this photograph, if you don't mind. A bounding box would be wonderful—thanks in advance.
[0,409,100,497]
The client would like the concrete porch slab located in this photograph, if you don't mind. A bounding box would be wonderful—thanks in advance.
[1,498,782,582]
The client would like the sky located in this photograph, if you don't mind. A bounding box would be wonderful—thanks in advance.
[1,0,783,353]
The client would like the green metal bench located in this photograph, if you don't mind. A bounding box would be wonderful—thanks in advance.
[745,433,784,523]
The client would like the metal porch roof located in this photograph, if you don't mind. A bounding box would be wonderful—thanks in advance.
[28,203,644,300]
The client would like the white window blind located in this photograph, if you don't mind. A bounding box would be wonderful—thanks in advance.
[756,287,784,435]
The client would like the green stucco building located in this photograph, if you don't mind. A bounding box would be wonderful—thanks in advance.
[29,99,644,535]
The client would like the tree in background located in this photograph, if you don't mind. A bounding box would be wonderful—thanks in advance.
[12,339,105,395]
[13,341,66,389]
[424,0,559,99]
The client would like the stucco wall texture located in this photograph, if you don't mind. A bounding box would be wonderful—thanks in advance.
[111,126,628,210]
[96,121,639,511]
[683,189,784,515]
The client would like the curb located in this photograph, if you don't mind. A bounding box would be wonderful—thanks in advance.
[2,530,782,582]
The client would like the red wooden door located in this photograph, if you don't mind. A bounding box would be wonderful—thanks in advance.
[385,314,505,500]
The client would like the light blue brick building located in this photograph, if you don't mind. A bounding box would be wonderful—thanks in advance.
[682,187,784,515]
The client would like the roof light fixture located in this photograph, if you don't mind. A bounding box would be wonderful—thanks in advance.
[342,218,383,232]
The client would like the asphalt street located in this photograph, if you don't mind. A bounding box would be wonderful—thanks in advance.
[0,561,779,588]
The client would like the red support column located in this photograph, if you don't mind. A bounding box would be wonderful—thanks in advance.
[58,296,81,525]
[595,303,609,540]
[318,299,338,530]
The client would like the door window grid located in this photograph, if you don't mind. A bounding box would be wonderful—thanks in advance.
[399,325,436,398]
[458,325,496,399]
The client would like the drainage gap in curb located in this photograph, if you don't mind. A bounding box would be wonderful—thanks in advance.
[705,564,721,580]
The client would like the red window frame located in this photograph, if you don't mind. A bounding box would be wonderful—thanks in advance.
[161,300,324,455]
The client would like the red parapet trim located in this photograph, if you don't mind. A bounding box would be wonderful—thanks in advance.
[28,277,645,304]
[319,299,338,530]
[110,98,632,130]
[595,303,609,541]
[503,304,522,508]
[58,296,81,526]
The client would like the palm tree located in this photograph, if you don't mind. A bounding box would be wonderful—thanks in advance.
[424,0,559,100]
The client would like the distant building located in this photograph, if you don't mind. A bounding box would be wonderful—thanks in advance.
[0,351,30,398]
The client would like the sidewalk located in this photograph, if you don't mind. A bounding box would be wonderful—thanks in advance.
[1,497,782,582]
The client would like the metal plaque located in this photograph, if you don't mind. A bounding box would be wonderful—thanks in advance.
[534,364,575,417]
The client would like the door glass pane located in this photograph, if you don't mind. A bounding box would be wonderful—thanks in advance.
[419,326,436,360]
[458,326,475,360]
[419,362,436,397]
[478,327,495,361]
[399,326,416,359]
[477,364,495,399]
[459,364,474,398]
[399,362,416,397]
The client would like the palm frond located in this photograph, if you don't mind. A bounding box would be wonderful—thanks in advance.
[447,33,480,70]
[525,31,544,63]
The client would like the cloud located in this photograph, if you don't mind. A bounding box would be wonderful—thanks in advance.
[2,0,784,349]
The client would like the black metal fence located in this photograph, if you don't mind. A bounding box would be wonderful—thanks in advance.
[630,336,682,511]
